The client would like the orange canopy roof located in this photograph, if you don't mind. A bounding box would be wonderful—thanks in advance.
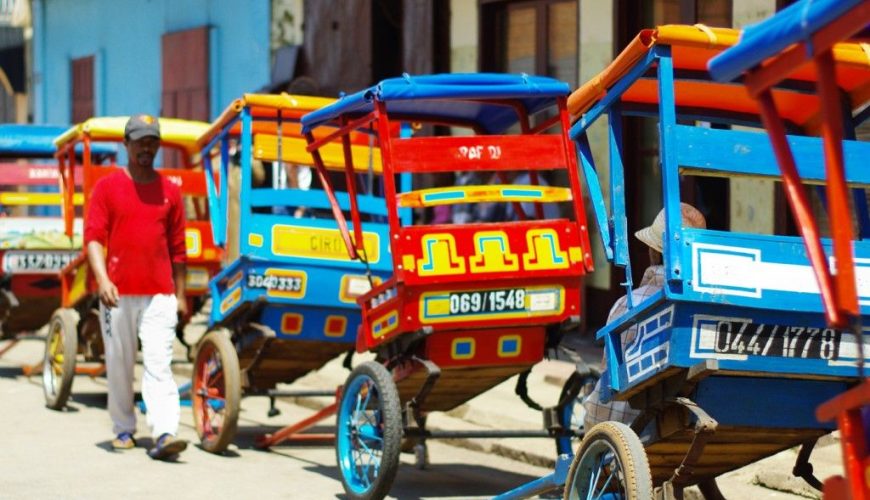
[568,24,870,131]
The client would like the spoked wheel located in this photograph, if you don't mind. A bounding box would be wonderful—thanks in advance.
[192,329,240,454]
[42,308,78,410]
[564,421,652,500]
[557,368,600,455]
[336,361,402,500]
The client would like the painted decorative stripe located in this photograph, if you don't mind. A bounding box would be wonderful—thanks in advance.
[272,224,380,263]
[396,184,572,208]
[371,310,399,339]
[424,191,466,202]
[501,188,542,198]
[219,287,242,315]
[281,313,303,335]
[185,228,202,258]
[497,335,522,358]
[248,233,264,248]
[451,337,476,360]
[692,242,870,304]
[324,315,347,337]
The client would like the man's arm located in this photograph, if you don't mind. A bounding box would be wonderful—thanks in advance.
[168,187,189,323]
[87,240,118,307]
[173,262,188,322]
[84,181,116,307]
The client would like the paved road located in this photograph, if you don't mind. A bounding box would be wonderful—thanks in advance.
[0,339,554,500]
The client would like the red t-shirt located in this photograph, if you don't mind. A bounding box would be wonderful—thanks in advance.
[84,170,187,295]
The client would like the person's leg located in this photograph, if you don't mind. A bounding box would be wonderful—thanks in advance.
[99,297,140,436]
[138,294,180,438]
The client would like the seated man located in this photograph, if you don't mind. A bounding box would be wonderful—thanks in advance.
[583,202,706,430]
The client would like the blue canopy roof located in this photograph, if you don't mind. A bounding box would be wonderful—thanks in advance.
[301,73,570,134]
[708,0,865,82]
[0,124,116,158]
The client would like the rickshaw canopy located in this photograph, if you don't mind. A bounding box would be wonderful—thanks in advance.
[568,24,870,132]
[0,124,115,158]
[197,93,381,172]
[54,116,209,156]
[708,0,867,82]
[301,73,570,134]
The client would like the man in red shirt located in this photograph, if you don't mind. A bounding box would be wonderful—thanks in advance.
[85,115,189,460]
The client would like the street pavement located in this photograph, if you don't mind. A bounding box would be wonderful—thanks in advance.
[0,329,845,499]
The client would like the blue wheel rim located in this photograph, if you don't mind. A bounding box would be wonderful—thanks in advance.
[567,440,627,500]
[337,373,385,495]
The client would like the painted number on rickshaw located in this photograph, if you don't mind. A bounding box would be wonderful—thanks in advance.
[457,145,501,160]
[1,251,77,273]
[449,288,525,315]
[246,273,303,292]
[714,321,839,360]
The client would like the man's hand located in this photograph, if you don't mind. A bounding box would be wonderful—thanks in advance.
[97,278,119,307]
[176,296,190,326]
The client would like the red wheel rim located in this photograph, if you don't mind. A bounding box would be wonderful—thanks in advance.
[193,341,226,444]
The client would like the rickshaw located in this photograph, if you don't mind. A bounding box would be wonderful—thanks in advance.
[301,73,595,500]
[710,1,870,498]
[193,93,398,453]
[43,116,220,410]
[0,125,115,344]
[563,24,870,499]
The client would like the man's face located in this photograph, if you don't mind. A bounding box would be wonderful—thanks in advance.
[125,136,160,168]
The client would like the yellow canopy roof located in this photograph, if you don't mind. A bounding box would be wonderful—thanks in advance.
[197,93,337,149]
[54,116,210,155]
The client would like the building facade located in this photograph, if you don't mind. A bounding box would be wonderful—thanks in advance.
[32,0,271,123]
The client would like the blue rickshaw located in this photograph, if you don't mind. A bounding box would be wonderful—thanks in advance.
[194,93,401,453]
[563,24,870,499]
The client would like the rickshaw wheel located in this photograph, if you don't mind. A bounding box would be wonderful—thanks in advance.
[557,369,600,455]
[42,308,78,410]
[563,421,652,500]
[336,361,401,500]
[192,329,240,454]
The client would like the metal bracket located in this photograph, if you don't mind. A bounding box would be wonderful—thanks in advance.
[406,356,440,429]
[792,439,824,491]
[660,396,718,498]
[515,369,544,412]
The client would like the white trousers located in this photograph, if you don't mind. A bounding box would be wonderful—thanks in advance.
[99,294,180,438]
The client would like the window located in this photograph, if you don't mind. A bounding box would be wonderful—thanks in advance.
[70,55,94,123]
[481,0,579,88]
[161,27,209,122]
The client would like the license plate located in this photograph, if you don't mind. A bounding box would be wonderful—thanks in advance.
[246,272,303,292]
[713,321,841,360]
[448,288,526,315]
[1,251,78,273]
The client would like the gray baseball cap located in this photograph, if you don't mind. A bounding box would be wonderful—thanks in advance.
[124,114,161,141]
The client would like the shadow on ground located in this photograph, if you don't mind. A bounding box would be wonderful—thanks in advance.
[301,462,549,499]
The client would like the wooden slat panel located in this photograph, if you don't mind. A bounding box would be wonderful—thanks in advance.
[390,135,567,173]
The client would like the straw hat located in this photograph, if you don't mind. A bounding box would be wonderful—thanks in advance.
[635,203,707,253]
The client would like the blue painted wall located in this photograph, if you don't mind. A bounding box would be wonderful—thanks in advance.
[32,0,270,124]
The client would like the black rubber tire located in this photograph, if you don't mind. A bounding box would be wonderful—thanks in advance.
[563,421,652,500]
[42,308,78,410]
[335,361,402,500]
[192,328,241,454]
